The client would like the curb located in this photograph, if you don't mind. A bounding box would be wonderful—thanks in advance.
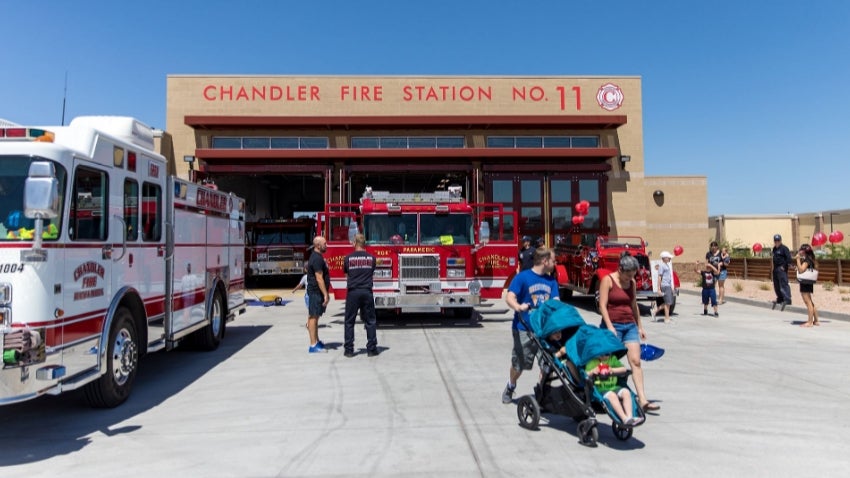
[679,289,850,322]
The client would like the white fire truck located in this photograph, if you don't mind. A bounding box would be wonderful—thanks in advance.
[319,186,517,317]
[245,217,315,282]
[0,117,246,407]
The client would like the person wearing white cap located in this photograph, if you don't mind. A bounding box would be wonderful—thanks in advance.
[655,251,675,323]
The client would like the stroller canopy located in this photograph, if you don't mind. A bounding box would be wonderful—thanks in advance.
[565,325,627,367]
[529,299,586,339]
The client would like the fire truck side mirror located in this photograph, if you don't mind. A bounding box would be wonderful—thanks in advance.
[24,161,60,220]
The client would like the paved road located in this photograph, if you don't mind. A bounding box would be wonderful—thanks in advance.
[2,292,848,477]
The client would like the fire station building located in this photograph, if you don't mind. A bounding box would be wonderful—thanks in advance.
[166,75,708,258]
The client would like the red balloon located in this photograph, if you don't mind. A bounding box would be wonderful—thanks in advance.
[752,243,763,254]
[577,215,585,224]
[829,231,844,244]
[574,204,584,214]
[572,215,582,225]
[673,245,684,256]
[812,232,827,247]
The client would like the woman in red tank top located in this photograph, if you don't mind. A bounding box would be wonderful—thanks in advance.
[599,254,660,411]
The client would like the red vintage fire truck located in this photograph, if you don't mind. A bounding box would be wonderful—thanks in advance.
[554,235,679,309]
[0,117,246,407]
[318,186,517,317]
[245,217,315,283]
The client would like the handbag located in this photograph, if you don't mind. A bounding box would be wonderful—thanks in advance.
[797,268,818,284]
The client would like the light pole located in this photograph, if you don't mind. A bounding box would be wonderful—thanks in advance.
[829,212,838,233]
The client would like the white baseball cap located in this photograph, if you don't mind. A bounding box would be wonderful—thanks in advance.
[660,251,673,259]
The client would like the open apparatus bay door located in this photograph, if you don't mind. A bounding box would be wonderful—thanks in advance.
[318,186,518,317]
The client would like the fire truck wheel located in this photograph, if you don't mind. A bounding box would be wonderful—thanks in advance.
[195,290,226,351]
[84,307,139,408]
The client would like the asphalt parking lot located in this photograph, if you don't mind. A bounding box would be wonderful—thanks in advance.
[1,291,849,477]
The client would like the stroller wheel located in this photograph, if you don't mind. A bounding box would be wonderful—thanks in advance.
[517,395,541,430]
[577,418,599,447]
[612,422,633,441]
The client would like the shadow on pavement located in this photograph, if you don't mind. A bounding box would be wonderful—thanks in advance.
[0,324,270,466]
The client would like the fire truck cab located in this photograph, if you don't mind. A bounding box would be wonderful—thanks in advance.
[319,186,517,317]
[245,217,315,283]
[0,117,246,407]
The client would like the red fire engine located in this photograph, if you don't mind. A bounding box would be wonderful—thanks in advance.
[0,117,246,407]
[318,186,517,317]
[245,217,315,282]
[554,235,680,309]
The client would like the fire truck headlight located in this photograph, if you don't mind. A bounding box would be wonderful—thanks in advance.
[0,284,10,305]
[258,253,268,261]
[374,269,392,279]
[468,279,482,296]
[0,308,9,326]
[294,252,304,260]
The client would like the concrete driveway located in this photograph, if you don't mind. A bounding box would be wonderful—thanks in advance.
[1,293,848,477]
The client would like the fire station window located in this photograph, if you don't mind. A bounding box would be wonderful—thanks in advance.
[515,137,543,148]
[351,137,379,148]
[436,137,464,148]
[571,136,599,148]
[379,137,407,149]
[543,137,571,148]
[271,137,299,149]
[486,137,515,148]
[212,137,242,149]
[70,167,108,241]
[299,138,329,149]
[142,182,162,241]
[243,137,270,149]
[124,180,139,241]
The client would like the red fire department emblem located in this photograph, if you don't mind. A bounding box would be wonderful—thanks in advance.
[596,83,624,111]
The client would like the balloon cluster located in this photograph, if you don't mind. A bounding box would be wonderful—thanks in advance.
[571,200,591,226]
[752,243,763,254]
[829,231,845,244]
[811,232,827,247]
[673,245,684,256]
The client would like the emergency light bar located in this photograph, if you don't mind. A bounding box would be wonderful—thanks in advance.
[362,186,464,204]
[0,127,55,142]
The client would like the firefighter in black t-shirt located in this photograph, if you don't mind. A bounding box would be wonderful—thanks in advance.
[343,233,379,357]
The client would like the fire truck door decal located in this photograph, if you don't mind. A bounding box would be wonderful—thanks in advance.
[72,261,106,301]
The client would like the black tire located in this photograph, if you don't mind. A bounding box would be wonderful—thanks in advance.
[559,287,573,301]
[613,422,633,441]
[84,307,139,408]
[195,290,226,351]
[517,395,541,430]
[578,419,599,447]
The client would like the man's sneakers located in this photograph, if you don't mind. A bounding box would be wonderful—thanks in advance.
[367,349,380,357]
[502,383,516,404]
[343,350,356,358]
[308,343,328,354]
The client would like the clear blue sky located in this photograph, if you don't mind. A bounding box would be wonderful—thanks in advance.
[2,0,847,215]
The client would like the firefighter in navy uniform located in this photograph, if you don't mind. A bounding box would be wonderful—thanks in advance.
[343,233,379,357]
[518,235,535,272]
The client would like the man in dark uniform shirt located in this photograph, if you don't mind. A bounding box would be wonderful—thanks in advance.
[343,233,379,357]
[771,234,793,309]
[518,235,534,272]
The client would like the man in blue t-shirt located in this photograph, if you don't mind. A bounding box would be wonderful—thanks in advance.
[501,247,560,404]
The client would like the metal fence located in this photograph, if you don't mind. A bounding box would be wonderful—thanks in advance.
[725,258,848,285]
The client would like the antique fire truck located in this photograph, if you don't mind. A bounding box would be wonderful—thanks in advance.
[245,217,315,283]
[318,186,518,317]
[0,117,246,407]
[554,235,679,309]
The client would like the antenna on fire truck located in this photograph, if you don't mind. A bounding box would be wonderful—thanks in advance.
[61,71,68,126]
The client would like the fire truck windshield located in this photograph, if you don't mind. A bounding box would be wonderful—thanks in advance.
[252,229,311,246]
[364,213,472,245]
[0,156,65,241]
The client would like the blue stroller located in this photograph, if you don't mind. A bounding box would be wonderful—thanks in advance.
[516,300,645,446]
[565,324,646,444]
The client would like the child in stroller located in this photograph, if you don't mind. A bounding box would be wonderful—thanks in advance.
[515,299,645,447]
[586,353,644,427]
